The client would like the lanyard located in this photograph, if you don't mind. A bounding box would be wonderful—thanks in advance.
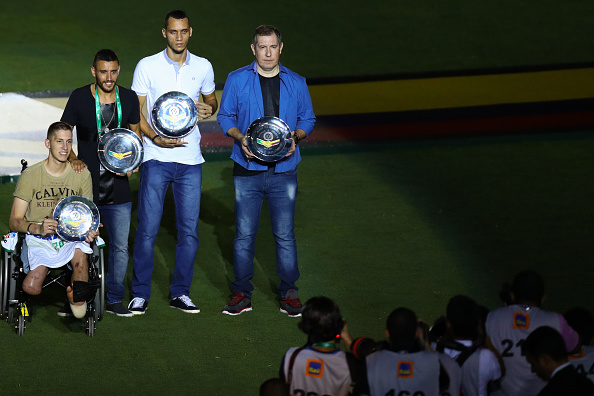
[311,342,338,349]
[95,84,122,134]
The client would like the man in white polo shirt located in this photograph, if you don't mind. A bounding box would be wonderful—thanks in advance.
[128,9,218,314]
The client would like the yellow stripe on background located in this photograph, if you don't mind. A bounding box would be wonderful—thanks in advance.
[309,68,594,116]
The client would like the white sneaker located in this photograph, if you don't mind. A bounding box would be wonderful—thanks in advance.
[170,295,200,313]
[128,297,147,315]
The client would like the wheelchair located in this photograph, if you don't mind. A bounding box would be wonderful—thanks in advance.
[0,232,105,336]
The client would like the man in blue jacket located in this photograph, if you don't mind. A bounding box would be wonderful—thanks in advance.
[217,25,316,317]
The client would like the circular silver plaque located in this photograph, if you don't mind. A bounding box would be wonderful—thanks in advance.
[53,196,100,242]
[151,91,198,138]
[98,128,144,174]
[245,116,293,162]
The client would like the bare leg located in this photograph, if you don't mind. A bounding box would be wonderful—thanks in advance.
[22,265,48,295]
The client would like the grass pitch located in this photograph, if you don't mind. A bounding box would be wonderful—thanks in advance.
[1,132,594,393]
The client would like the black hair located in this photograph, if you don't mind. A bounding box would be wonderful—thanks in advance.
[386,307,418,350]
[164,10,189,29]
[564,307,594,346]
[446,295,479,339]
[259,377,289,396]
[298,296,344,344]
[252,25,282,47]
[511,270,545,305]
[522,326,567,362]
[92,49,119,68]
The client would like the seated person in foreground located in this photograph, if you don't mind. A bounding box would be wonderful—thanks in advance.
[8,121,100,319]
[435,294,503,396]
[345,307,454,395]
[280,296,367,396]
[485,269,579,396]
[523,326,594,395]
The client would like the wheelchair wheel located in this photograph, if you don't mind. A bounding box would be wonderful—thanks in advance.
[0,250,7,319]
[85,314,95,337]
[16,314,25,336]
[90,245,105,321]
[6,253,19,324]
[15,303,27,336]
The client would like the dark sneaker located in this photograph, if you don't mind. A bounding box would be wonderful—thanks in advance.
[57,303,73,317]
[280,289,303,317]
[222,291,252,316]
[128,297,148,315]
[106,302,134,317]
[170,295,200,313]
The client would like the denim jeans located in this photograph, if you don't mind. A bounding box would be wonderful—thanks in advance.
[232,166,299,298]
[98,202,132,304]
[131,160,202,301]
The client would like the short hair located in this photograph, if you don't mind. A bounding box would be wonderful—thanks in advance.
[259,377,289,396]
[298,296,344,343]
[92,49,119,68]
[564,307,594,346]
[47,121,72,140]
[511,270,545,304]
[252,25,282,47]
[386,307,418,347]
[522,326,567,362]
[164,9,189,29]
[446,295,479,339]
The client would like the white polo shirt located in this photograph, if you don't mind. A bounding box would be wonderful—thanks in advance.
[132,49,216,165]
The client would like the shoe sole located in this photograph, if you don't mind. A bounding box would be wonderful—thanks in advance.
[222,306,253,316]
[57,313,73,317]
[280,308,302,317]
[106,310,134,317]
[129,309,146,315]
[170,306,201,313]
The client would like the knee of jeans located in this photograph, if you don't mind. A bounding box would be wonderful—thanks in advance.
[135,223,159,240]
[273,230,296,243]
[235,224,259,241]
[111,244,129,254]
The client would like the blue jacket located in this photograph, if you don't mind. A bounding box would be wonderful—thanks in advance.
[217,61,316,172]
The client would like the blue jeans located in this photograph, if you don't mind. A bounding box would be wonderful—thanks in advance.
[131,160,202,301]
[98,202,132,304]
[232,166,299,298]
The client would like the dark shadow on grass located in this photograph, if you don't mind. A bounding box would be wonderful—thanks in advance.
[22,284,86,335]
[125,165,186,303]
[198,166,236,296]
[298,127,594,310]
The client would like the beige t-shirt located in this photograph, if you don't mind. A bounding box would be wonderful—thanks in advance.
[13,160,93,223]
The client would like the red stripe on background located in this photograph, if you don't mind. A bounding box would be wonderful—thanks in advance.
[200,111,594,147]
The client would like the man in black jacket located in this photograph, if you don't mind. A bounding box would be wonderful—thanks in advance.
[523,326,594,396]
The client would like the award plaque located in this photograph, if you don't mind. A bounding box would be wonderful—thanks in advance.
[245,116,293,162]
[98,128,143,174]
[53,196,100,242]
[151,91,198,138]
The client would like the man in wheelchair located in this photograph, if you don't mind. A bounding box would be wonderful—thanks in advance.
[8,121,100,319]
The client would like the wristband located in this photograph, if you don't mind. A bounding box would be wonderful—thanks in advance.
[26,223,33,235]
[293,134,300,144]
[151,135,159,143]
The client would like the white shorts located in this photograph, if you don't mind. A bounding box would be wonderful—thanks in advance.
[24,235,92,272]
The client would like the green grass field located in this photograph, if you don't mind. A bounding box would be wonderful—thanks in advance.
[1,0,594,393]
[1,133,594,393]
